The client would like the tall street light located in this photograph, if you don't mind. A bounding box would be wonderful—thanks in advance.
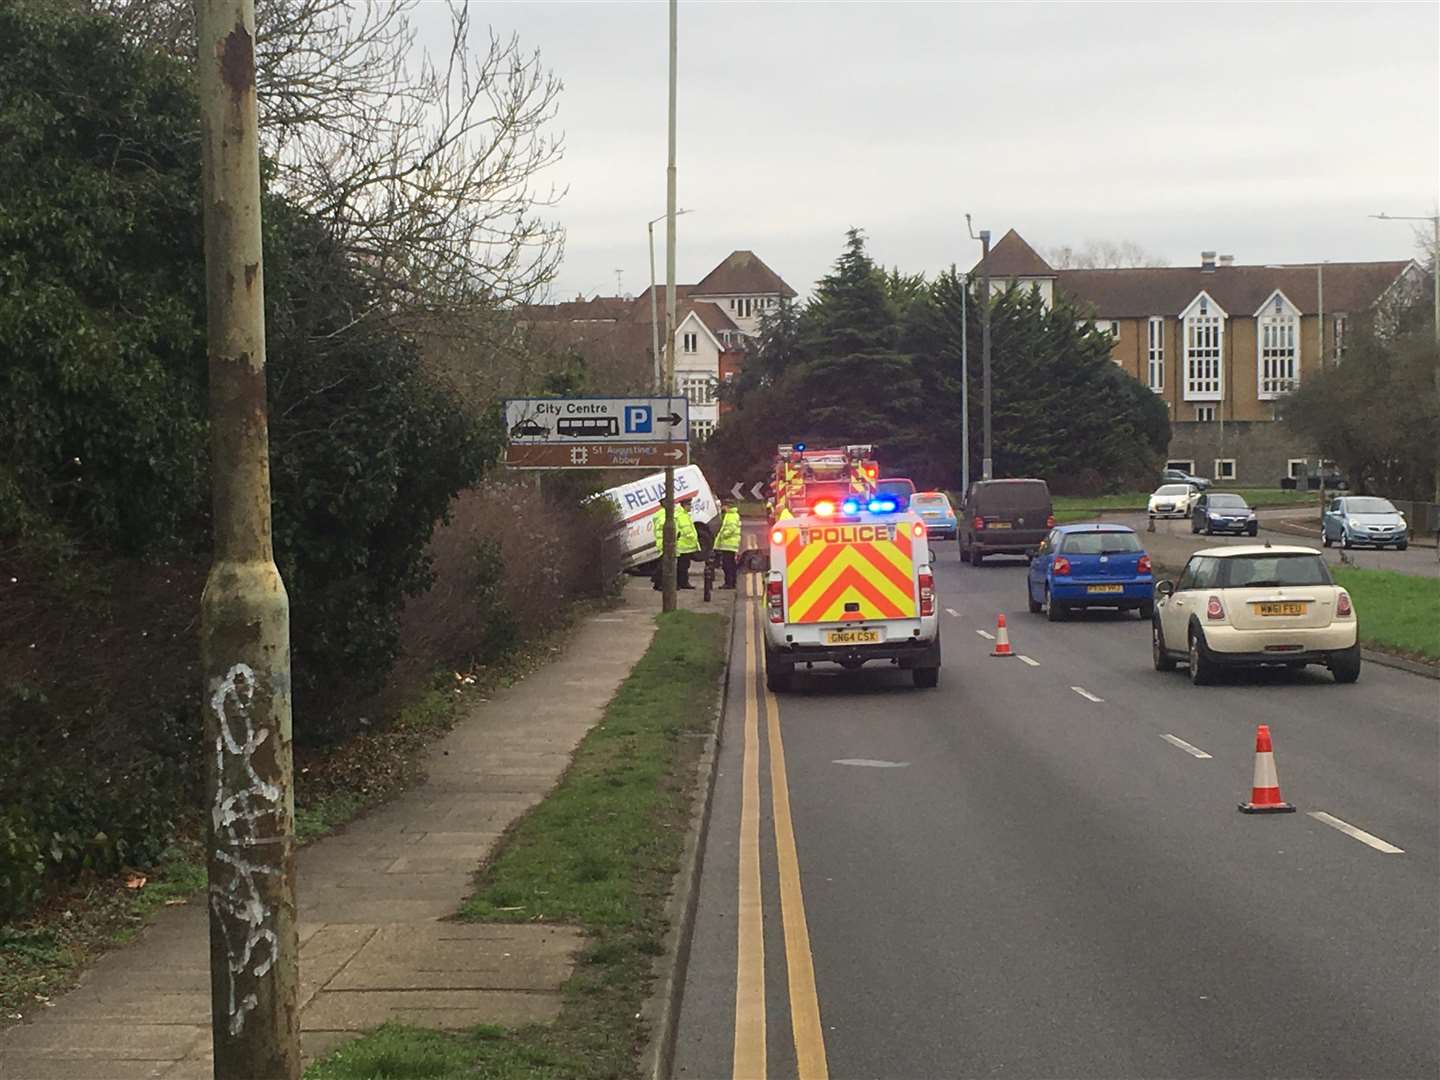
[966,215,993,480]
[648,208,692,392]
[960,269,969,496]
[659,0,680,613]
[1372,211,1440,506]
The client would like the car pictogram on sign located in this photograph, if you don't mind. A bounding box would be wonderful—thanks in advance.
[510,418,550,438]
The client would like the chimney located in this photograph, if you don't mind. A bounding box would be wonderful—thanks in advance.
[1218,254,1235,268]
[1200,251,1217,272]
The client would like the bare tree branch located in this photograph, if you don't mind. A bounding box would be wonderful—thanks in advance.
[1041,239,1169,270]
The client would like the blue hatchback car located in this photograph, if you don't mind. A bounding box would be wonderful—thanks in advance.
[1027,524,1154,621]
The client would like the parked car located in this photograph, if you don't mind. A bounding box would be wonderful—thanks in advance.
[1191,492,1258,536]
[1148,483,1201,519]
[1321,496,1409,550]
[1162,468,1212,491]
[958,479,1054,566]
[1151,545,1360,685]
[1027,525,1154,621]
[912,491,958,539]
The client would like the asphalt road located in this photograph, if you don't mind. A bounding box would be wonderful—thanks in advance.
[673,542,1440,1079]
[1105,508,1440,578]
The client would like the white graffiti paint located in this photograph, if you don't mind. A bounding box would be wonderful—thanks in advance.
[209,662,283,1036]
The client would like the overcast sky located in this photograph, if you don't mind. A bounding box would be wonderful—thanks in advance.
[420,2,1438,302]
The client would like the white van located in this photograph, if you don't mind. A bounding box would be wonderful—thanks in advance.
[597,465,720,572]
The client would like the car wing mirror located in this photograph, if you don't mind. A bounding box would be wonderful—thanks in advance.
[1155,580,1175,599]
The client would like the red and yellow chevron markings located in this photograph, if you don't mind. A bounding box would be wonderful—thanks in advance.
[783,524,917,624]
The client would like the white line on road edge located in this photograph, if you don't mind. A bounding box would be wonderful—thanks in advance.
[975,629,995,640]
[1017,655,1040,667]
[1070,686,1104,703]
[945,607,961,617]
[1308,811,1405,854]
[1160,733,1212,759]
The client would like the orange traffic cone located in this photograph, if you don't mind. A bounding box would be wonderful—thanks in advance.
[991,613,1013,658]
[1238,724,1296,814]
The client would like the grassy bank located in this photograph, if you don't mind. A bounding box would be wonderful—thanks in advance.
[1331,567,1440,661]
[306,608,730,1080]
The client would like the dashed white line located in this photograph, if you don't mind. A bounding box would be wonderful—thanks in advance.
[945,607,961,618]
[1309,811,1404,854]
[1017,655,1040,667]
[1070,686,1104,703]
[1160,733,1212,759]
[975,629,995,640]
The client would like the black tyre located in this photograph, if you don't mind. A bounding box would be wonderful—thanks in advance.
[1138,600,1154,620]
[1152,621,1176,671]
[1397,540,1408,551]
[1330,643,1362,684]
[1028,583,1042,614]
[764,651,792,693]
[1188,629,1217,685]
[971,547,984,567]
[912,666,939,689]
[959,542,970,564]
[1322,531,1332,548]
[1341,535,1353,550]
[1045,587,1066,622]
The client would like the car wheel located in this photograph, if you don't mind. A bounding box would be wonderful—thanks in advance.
[1027,582,1042,614]
[1322,531,1332,548]
[971,547,984,567]
[1341,535,1352,549]
[1397,540,1408,551]
[1138,600,1154,620]
[1045,587,1066,622]
[912,666,939,689]
[1152,621,1176,671]
[959,542,970,564]
[1188,629,1217,685]
[1329,643,1362,684]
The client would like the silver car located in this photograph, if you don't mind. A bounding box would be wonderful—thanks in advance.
[1321,496,1409,551]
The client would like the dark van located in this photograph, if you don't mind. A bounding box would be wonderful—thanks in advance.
[959,479,1054,565]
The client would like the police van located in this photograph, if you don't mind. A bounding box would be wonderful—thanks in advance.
[763,493,941,691]
[597,465,720,572]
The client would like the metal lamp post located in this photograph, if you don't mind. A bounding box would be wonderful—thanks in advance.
[966,215,993,480]
[647,208,691,392]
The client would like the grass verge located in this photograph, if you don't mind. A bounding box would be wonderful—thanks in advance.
[0,609,604,1026]
[306,608,729,1080]
[1331,567,1440,661]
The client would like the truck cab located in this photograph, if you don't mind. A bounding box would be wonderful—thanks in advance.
[763,500,941,691]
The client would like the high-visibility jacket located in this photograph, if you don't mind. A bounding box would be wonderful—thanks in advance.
[653,504,701,555]
[714,508,742,552]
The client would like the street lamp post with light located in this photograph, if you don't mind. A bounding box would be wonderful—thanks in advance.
[648,208,692,392]
[965,215,993,481]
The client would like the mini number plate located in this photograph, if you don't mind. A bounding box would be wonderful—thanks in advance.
[1257,602,1306,616]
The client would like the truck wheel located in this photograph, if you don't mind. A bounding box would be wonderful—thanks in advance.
[765,664,791,693]
[912,666,939,689]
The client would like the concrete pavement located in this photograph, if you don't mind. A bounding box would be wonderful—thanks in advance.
[674,547,1439,1078]
[1,577,723,1080]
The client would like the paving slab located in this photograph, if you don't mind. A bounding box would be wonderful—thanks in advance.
[1,581,671,1077]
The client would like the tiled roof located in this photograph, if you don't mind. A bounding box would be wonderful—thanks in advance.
[971,229,1054,278]
[629,284,695,321]
[692,251,797,299]
[1056,261,1416,318]
[682,300,741,336]
[518,295,632,322]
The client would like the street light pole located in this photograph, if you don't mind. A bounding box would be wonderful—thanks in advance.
[963,220,994,481]
[960,270,970,495]
[195,1,299,1076]
[648,209,692,393]
[660,0,679,613]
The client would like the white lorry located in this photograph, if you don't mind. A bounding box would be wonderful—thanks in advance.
[763,505,941,691]
[597,465,720,573]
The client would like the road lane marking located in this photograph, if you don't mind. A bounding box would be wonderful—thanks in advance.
[976,629,995,640]
[732,585,765,1078]
[945,607,961,617]
[1070,686,1104,703]
[1017,655,1040,667]
[1160,733,1212,759]
[1308,811,1405,854]
[833,759,910,768]
[763,661,830,1078]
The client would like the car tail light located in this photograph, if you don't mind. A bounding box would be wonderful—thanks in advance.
[1053,555,1071,576]
[766,578,784,623]
[1206,595,1226,620]
[912,521,925,538]
[1337,592,1352,617]
[1046,514,1056,528]
[1138,554,1152,574]
[973,516,985,530]
[919,572,935,616]
[771,528,785,546]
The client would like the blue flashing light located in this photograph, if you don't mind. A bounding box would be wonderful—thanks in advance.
[794,442,806,451]
[841,499,861,515]
[867,498,898,513]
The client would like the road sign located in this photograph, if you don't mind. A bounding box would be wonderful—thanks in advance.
[730,481,768,500]
[504,442,689,470]
[504,396,688,444]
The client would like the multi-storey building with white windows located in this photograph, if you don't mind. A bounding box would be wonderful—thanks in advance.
[973,230,1427,484]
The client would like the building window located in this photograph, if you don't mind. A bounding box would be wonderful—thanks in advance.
[1333,315,1347,362]
[1147,316,1165,392]
[1183,304,1223,400]
[682,331,697,354]
[679,375,715,405]
[1257,297,1299,399]
[690,419,714,442]
[1195,405,1217,422]
[1287,458,1309,479]
[1166,459,1195,474]
[1214,458,1236,481]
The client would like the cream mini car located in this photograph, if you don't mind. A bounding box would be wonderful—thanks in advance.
[1152,544,1360,684]
[1147,483,1200,520]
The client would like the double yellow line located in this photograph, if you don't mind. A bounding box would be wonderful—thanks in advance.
[734,575,829,1080]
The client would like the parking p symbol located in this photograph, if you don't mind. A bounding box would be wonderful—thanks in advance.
[625,405,653,434]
